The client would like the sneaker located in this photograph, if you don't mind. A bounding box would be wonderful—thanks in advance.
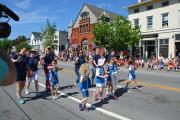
[79,103,83,111]
[18,98,25,104]
[136,87,141,91]
[83,105,89,112]
[25,89,30,95]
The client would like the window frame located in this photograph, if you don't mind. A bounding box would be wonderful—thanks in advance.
[147,16,153,29]
[162,13,169,27]
[134,18,139,28]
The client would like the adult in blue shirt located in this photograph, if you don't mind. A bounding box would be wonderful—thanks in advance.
[74,51,86,86]
[25,49,40,96]
[12,48,28,104]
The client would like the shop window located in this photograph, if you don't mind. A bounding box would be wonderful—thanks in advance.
[159,39,169,58]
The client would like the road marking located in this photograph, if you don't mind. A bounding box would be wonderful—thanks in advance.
[38,76,131,120]
[120,80,180,93]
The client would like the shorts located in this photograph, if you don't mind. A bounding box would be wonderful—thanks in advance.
[81,90,89,97]
[128,75,136,81]
[50,79,59,88]
[28,71,38,81]
[16,73,26,82]
[96,83,105,88]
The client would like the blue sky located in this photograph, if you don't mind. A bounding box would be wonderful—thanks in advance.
[1,0,137,39]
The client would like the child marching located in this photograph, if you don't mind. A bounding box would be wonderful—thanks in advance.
[48,60,63,100]
[79,63,91,111]
[93,56,107,102]
[125,61,141,91]
[105,57,118,99]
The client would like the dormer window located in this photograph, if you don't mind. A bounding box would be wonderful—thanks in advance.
[81,12,89,20]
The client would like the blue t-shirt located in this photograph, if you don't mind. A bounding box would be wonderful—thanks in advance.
[95,66,105,84]
[28,55,40,71]
[79,74,90,91]
[106,63,118,75]
[49,67,59,83]
[13,54,28,75]
[128,65,136,79]
[75,56,86,70]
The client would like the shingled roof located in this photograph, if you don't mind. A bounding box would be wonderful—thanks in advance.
[86,3,119,22]
[32,32,41,37]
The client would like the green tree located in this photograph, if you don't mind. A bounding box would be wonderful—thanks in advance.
[93,16,142,51]
[0,38,13,52]
[42,19,57,48]
[13,36,32,51]
[93,15,110,48]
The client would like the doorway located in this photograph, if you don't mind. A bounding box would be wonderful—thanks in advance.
[175,42,180,56]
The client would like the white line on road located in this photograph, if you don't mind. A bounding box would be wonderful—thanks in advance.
[38,76,132,120]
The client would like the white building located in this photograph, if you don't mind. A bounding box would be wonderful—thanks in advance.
[53,30,68,55]
[30,31,68,54]
[128,0,180,59]
[29,32,42,51]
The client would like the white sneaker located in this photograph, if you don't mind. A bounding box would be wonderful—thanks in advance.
[25,89,30,94]
[53,95,58,100]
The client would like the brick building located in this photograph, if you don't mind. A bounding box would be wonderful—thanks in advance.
[69,3,119,54]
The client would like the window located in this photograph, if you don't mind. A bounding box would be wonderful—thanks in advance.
[134,18,139,28]
[147,16,153,29]
[162,1,169,7]
[147,5,153,10]
[134,8,139,13]
[175,34,180,40]
[159,39,169,58]
[80,24,89,34]
[179,10,180,25]
[81,12,89,20]
[162,13,168,27]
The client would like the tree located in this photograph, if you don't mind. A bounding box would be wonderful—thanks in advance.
[93,16,142,51]
[0,38,13,52]
[42,19,57,48]
[13,36,32,51]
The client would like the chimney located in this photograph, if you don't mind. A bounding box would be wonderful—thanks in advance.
[138,0,144,3]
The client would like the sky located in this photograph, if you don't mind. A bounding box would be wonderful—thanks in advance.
[1,0,138,39]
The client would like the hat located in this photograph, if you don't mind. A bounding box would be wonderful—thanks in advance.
[30,48,36,52]
[98,58,105,66]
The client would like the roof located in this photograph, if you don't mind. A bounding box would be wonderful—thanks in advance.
[32,32,41,37]
[85,3,119,22]
[72,3,120,27]
[128,0,161,9]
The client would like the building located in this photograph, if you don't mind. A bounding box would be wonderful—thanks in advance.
[53,30,68,55]
[70,3,119,54]
[29,32,42,50]
[128,0,180,59]
[30,30,68,54]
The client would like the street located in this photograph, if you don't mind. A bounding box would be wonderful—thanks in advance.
[0,62,180,120]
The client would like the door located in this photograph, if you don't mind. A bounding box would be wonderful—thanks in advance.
[175,42,180,56]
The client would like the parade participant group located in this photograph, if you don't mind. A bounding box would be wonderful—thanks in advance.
[11,46,141,111]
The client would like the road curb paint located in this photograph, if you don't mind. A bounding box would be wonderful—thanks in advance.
[38,76,132,120]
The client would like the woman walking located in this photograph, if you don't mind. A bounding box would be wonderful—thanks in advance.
[12,47,28,104]
[25,49,40,96]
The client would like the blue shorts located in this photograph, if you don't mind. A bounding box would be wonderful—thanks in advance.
[81,90,89,97]
[50,79,59,88]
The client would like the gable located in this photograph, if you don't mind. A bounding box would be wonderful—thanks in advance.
[73,4,98,28]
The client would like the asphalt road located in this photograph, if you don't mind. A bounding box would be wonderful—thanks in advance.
[0,62,180,120]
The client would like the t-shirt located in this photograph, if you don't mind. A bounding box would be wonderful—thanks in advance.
[49,67,59,82]
[79,74,90,91]
[28,55,40,71]
[13,54,28,75]
[106,63,118,75]
[92,54,100,67]
[95,67,105,83]
[75,56,86,70]
[44,52,55,68]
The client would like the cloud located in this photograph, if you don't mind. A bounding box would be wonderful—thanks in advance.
[16,0,31,9]
[10,9,56,25]
[97,3,113,9]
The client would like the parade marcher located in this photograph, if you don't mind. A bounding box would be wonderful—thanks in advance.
[12,48,28,104]
[48,60,63,100]
[125,61,141,91]
[42,46,56,92]
[25,49,40,96]
[91,48,100,86]
[74,51,86,86]
[79,63,91,111]
[105,57,118,99]
[93,53,107,102]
